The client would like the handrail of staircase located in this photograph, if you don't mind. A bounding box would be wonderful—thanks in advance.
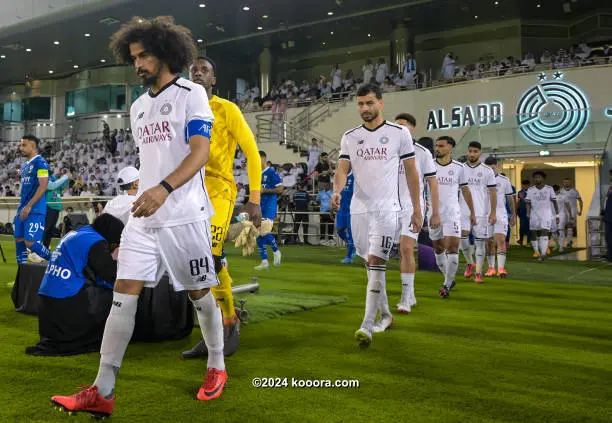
[291,91,354,130]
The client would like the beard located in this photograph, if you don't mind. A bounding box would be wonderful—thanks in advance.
[361,110,378,122]
[468,156,479,164]
[435,151,445,158]
[138,65,160,87]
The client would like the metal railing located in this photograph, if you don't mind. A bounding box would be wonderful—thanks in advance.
[291,91,355,131]
[274,210,342,246]
[586,216,608,260]
[255,114,339,157]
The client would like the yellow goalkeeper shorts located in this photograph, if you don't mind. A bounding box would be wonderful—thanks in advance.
[205,176,236,257]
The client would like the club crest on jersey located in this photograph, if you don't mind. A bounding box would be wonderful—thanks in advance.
[379,136,389,145]
[160,103,172,115]
[448,170,454,176]
[477,172,482,177]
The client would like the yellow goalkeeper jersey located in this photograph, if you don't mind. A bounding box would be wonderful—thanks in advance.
[207,95,261,192]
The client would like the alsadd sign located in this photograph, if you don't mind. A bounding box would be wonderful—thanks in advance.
[427,72,592,146]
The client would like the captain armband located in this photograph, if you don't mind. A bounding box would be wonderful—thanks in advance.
[186,119,213,141]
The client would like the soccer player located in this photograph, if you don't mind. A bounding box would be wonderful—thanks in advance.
[182,56,262,359]
[526,171,559,261]
[332,84,422,347]
[336,172,356,263]
[386,113,440,316]
[559,178,582,248]
[14,135,52,264]
[51,17,226,416]
[556,184,573,252]
[483,157,516,278]
[462,142,496,283]
[255,151,283,270]
[432,136,475,298]
[102,166,139,225]
[517,180,531,246]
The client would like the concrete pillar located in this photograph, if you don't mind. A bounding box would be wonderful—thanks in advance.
[259,47,272,96]
[391,22,412,74]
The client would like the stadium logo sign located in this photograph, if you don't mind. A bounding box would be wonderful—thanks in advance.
[516,72,590,145]
[427,102,503,131]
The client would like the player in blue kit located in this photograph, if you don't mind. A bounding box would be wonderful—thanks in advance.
[14,135,52,264]
[254,151,284,270]
[335,172,355,263]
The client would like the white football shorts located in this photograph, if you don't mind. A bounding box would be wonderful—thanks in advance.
[493,214,509,236]
[351,211,399,260]
[530,211,553,231]
[473,216,493,239]
[397,205,424,241]
[429,210,461,241]
[117,219,218,291]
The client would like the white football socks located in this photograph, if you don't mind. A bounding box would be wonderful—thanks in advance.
[474,239,486,273]
[532,238,539,253]
[191,291,225,371]
[434,252,447,274]
[94,292,139,397]
[487,254,496,269]
[497,252,506,270]
[539,236,549,256]
[445,253,459,288]
[559,229,565,248]
[400,273,415,300]
[460,237,474,264]
[362,265,386,331]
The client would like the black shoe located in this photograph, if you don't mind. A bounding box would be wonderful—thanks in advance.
[181,317,241,359]
[439,286,450,298]
[223,318,240,357]
[181,338,208,359]
[450,280,456,290]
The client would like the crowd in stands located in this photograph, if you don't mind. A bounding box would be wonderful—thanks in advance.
[238,42,612,111]
[0,124,138,199]
[442,43,612,82]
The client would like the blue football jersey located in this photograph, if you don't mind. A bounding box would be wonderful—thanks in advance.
[261,167,282,211]
[19,155,50,214]
[339,173,354,214]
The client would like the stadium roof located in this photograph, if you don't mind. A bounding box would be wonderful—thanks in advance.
[0,0,609,87]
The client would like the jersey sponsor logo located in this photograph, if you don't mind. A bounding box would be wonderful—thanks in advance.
[160,103,172,115]
[355,146,388,160]
[113,301,122,308]
[437,176,455,185]
[467,177,482,185]
[137,121,173,144]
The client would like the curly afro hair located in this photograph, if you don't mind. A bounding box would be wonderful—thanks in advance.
[109,16,196,74]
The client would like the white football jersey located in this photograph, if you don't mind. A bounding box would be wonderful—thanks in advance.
[494,174,514,216]
[526,185,556,215]
[103,194,136,226]
[339,121,415,214]
[556,190,570,216]
[130,77,214,228]
[461,163,496,217]
[435,160,467,216]
[398,142,436,211]
[559,187,581,213]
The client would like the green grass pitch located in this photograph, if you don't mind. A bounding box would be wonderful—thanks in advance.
[0,238,611,422]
